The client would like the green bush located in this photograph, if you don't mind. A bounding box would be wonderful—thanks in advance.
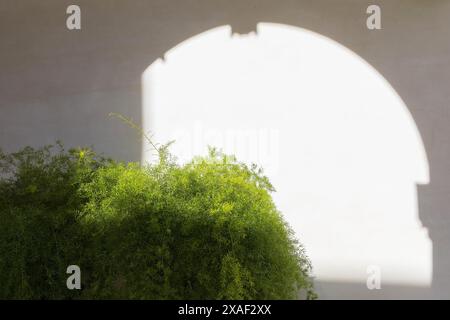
[0,144,316,299]
[0,143,109,299]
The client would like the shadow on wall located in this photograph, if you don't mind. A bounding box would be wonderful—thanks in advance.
[141,23,433,299]
[2,0,449,298]
[314,281,433,300]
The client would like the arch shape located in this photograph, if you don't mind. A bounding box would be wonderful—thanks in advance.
[142,23,431,298]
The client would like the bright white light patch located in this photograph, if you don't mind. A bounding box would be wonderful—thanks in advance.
[142,24,431,291]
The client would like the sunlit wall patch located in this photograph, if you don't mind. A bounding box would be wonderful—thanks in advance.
[142,23,431,293]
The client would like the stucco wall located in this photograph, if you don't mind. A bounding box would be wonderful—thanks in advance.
[1,0,450,299]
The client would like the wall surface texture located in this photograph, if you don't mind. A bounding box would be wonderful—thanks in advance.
[1,0,450,299]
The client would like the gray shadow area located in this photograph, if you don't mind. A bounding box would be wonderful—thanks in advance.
[315,281,433,300]
[1,0,450,298]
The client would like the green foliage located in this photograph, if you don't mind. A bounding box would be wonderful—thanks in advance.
[0,143,110,299]
[0,144,316,299]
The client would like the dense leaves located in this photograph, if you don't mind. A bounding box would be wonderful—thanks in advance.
[0,144,316,299]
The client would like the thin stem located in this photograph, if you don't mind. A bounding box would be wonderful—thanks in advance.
[108,112,160,157]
